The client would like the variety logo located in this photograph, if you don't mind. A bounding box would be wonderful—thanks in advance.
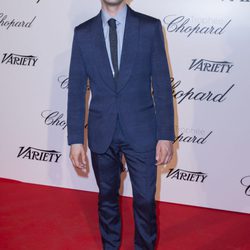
[166,168,208,183]
[0,13,36,30]
[17,146,62,163]
[41,110,67,130]
[189,59,234,73]
[1,53,38,66]
[171,77,235,104]
[240,176,250,196]
[163,15,231,37]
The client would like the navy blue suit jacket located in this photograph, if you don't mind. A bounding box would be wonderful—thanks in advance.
[67,5,174,154]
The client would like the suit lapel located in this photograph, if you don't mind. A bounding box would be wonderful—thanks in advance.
[92,11,117,92]
[117,6,139,93]
[91,6,139,93]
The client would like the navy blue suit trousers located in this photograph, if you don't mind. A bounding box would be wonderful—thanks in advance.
[91,116,157,250]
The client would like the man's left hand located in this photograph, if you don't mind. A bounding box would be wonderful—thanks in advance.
[155,140,173,166]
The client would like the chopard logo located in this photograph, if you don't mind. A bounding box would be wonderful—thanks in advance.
[240,176,250,196]
[1,53,38,66]
[17,146,62,163]
[221,0,249,2]
[163,15,231,37]
[171,77,235,104]
[58,75,69,89]
[174,131,213,144]
[41,110,67,130]
[189,59,234,73]
[57,74,90,91]
[166,169,208,183]
[0,13,36,30]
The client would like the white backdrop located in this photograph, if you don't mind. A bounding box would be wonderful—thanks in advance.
[0,0,249,214]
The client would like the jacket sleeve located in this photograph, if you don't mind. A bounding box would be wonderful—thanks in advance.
[67,28,88,145]
[151,19,175,142]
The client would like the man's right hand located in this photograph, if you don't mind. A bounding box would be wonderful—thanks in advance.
[69,144,87,169]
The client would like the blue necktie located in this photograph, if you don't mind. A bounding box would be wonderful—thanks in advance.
[108,18,119,80]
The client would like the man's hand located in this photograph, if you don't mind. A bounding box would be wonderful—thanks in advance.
[69,144,87,169]
[155,140,173,166]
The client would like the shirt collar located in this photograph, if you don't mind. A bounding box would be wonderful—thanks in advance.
[101,4,127,26]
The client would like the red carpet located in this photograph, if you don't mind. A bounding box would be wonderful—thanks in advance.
[0,178,249,250]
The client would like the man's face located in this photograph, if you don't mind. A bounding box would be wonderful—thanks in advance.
[102,0,125,6]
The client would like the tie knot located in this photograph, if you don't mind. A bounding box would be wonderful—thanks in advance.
[108,18,117,29]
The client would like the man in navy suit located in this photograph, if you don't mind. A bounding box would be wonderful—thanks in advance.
[67,0,174,249]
